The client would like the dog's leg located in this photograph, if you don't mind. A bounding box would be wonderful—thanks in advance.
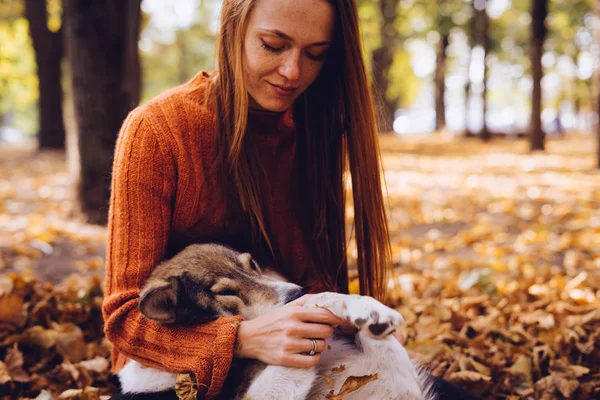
[304,292,404,339]
[243,365,317,400]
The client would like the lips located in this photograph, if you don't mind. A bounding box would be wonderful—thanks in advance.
[268,82,298,97]
[270,83,297,91]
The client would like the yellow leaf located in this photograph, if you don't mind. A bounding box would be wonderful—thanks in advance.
[175,373,197,400]
[0,293,26,327]
[324,374,378,400]
[324,375,334,387]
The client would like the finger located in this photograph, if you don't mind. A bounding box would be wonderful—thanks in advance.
[305,339,327,354]
[283,353,321,368]
[287,338,328,354]
[294,323,335,340]
[294,307,347,325]
[286,294,314,307]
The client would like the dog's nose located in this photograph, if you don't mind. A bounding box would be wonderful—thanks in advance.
[285,287,307,303]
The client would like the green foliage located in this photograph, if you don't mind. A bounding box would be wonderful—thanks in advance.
[0,14,38,134]
[358,0,381,77]
[387,50,420,108]
[139,1,218,104]
[399,0,469,37]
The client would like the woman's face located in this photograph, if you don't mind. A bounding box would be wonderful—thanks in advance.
[243,0,335,112]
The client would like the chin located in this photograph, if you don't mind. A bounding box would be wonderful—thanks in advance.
[257,100,291,112]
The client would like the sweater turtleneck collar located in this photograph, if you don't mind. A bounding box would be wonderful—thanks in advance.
[247,107,295,138]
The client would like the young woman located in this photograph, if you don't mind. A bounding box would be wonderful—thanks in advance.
[103,0,480,398]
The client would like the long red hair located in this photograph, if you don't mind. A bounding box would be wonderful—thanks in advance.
[212,0,392,301]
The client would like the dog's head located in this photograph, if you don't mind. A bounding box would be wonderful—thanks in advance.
[138,244,305,325]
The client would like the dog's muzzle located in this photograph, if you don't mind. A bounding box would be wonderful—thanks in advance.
[285,287,308,303]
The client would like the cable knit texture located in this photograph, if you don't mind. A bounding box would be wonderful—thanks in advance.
[103,71,317,399]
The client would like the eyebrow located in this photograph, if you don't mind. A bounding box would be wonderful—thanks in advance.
[259,29,331,47]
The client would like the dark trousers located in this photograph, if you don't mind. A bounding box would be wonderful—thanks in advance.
[109,373,482,400]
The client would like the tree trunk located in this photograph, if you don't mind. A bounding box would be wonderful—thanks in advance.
[63,0,142,225]
[480,6,490,141]
[596,1,600,167]
[434,34,449,132]
[24,0,66,150]
[464,45,473,137]
[470,0,490,141]
[530,0,548,151]
[371,0,399,133]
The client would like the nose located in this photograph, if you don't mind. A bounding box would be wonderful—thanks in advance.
[285,287,307,303]
[279,51,301,82]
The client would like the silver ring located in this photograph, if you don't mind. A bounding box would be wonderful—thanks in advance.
[309,339,317,356]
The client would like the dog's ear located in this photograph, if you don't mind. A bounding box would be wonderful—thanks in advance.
[139,277,181,324]
[238,253,262,274]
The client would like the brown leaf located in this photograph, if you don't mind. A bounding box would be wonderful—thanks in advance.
[61,360,80,381]
[5,344,30,382]
[405,340,449,363]
[506,355,533,390]
[0,275,13,296]
[565,309,600,328]
[53,323,87,363]
[324,375,334,387]
[569,365,590,378]
[468,358,491,377]
[0,361,12,384]
[58,387,100,400]
[551,372,579,398]
[21,326,58,349]
[35,390,56,400]
[0,293,27,327]
[331,364,346,373]
[175,373,197,400]
[77,357,109,374]
[448,370,491,384]
[324,374,378,400]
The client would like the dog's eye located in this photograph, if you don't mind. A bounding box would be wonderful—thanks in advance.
[216,289,238,297]
[250,259,261,273]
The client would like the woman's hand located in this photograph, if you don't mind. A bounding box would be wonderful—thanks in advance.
[234,294,346,368]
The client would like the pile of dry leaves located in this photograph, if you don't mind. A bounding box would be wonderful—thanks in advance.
[0,273,115,399]
[1,136,600,399]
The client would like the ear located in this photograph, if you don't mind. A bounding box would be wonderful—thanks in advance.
[238,253,262,274]
[139,277,180,324]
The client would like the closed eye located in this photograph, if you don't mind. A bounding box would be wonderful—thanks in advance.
[306,50,328,61]
[261,40,283,53]
[250,259,262,274]
[216,289,238,297]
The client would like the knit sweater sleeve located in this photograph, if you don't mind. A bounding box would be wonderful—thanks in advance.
[102,108,242,398]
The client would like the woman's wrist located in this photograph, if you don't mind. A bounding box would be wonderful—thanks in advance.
[234,320,253,359]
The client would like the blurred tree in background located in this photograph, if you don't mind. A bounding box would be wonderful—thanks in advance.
[469,0,490,140]
[24,0,65,150]
[63,0,142,224]
[530,0,549,151]
[369,0,400,133]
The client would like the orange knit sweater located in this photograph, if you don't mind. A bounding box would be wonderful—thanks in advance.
[102,71,317,398]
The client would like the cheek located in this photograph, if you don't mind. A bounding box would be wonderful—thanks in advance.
[304,63,325,86]
[244,42,275,81]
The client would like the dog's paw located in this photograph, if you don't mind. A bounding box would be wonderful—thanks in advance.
[344,297,405,339]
